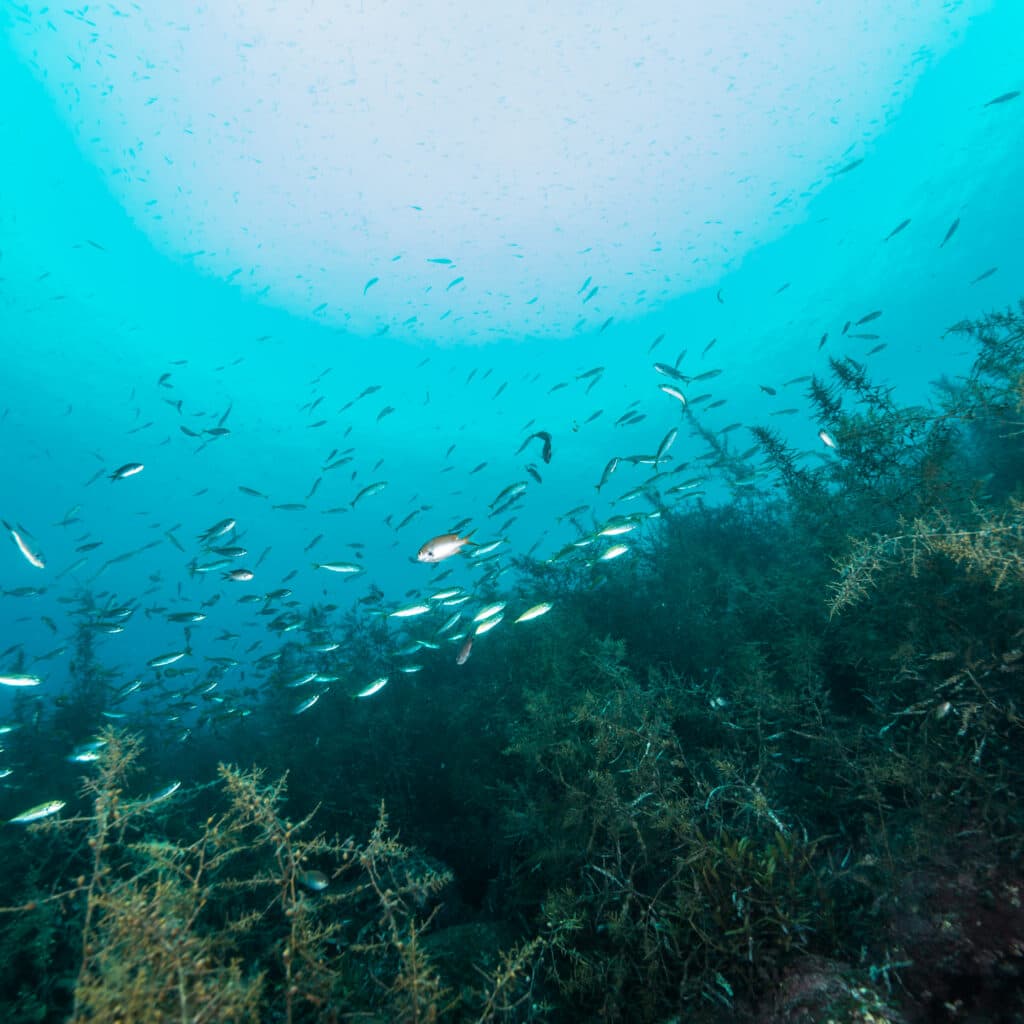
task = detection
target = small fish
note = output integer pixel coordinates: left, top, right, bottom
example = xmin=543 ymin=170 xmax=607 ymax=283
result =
xmin=582 ymin=286 xmax=599 ymax=303
xmin=9 ymin=800 xmax=65 ymax=824
xmin=356 ymin=677 xmax=389 ymax=698
xmin=658 ymin=384 xmax=686 ymax=406
xmin=293 ymin=694 xmax=321 ymax=715
xmin=655 ymin=428 xmax=677 ymax=465
xmin=653 ymin=362 xmax=686 ymax=381
xmin=148 ymin=650 xmax=189 ymax=668
xmin=446 ymin=276 xmax=465 ymax=291
xmin=0 ymin=673 xmax=41 ymax=687
xmin=884 ymin=218 xmax=911 ymax=241
xmin=599 ymin=544 xmax=629 ymax=561
xmin=363 ymin=277 xmax=379 ymax=294
xmin=223 ymin=568 xmax=254 ymax=582
xmin=596 ymin=457 xmax=620 ymax=492
xmin=473 ymin=602 xmax=506 ymax=623
xmin=351 ymin=481 xmax=388 ymax=507
xmin=314 ymin=561 xmax=364 ymax=574
xmin=515 ymin=603 xmax=552 ymax=623
xmin=474 ymin=615 xmax=503 ymax=636
xmin=110 ymin=463 xmax=144 ymax=481
xmin=146 ymin=781 xmax=182 ymax=803
xmin=456 ymin=636 xmax=473 ymax=665
xmin=970 ymin=267 xmax=998 ymax=285
xmin=417 ymin=531 xmax=476 ymax=563
xmin=3 ymin=521 xmax=45 ymax=569
xmin=983 ymin=90 xmax=1020 ymax=107
xmin=939 ymin=217 xmax=960 ymax=248
xmin=818 ymin=429 xmax=838 ymax=450
xmin=390 ymin=604 xmax=432 ymax=618
xmin=759 ymin=385 xmax=776 ymax=396
xmin=299 ymin=869 xmax=330 ymax=892
xmin=516 ymin=431 xmax=553 ymax=464
xmin=855 ymin=310 xmax=882 ymax=325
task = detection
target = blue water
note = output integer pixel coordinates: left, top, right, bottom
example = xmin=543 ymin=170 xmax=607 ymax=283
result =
xmin=3 ymin=3 xmax=1024 ymax=1019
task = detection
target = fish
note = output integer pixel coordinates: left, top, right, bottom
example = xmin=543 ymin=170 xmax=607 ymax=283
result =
xmin=984 ymin=90 xmax=1020 ymax=107
xmin=110 ymin=463 xmax=144 ymax=481
xmin=653 ymin=362 xmax=687 ymax=382
xmin=516 ymin=431 xmax=553 ymax=464
xmin=364 ymin=277 xmax=379 ymax=294
xmin=3 ymin=521 xmax=45 ymax=569
xmin=818 ymin=429 xmax=839 ymax=450
xmin=148 ymin=650 xmax=189 ymax=668
xmin=199 ymin=518 xmax=236 ymax=542
xmin=515 ymin=603 xmax=552 ymax=623
xmin=884 ymin=218 xmax=910 ymax=241
xmin=456 ymin=637 xmax=473 ymax=665
xmin=145 ymin=781 xmax=182 ymax=803
xmin=223 ymin=569 xmax=254 ymax=582
xmin=417 ymin=531 xmax=476 ymax=563
xmin=855 ymin=311 xmax=882 ymax=325
xmin=658 ymin=384 xmax=686 ymax=406
xmin=655 ymin=428 xmax=677 ymax=465
xmin=596 ymin=457 xmax=620 ymax=492
xmin=8 ymin=800 xmax=65 ymax=824
xmin=313 ymin=561 xmax=364 ymax=574
xmin=299 ymin=869 xmax=330 ymax=892
xmin=939 ymin=217 xmax=960 ymax=248
xmin=389 ymin=604 xmax=432 ymax=618
xmin=356 ymin=677 xmax=389 ymax=698
xmin=474 ymin=615 xmax=504 ymax=635
xmin=970 ymin=267 xmax=998 ymax=285
xmin=490 ymin=481 xmax=528 ymax=508
xmin=293 ymin=694 xmax=321 ymax=715
xmin=473 ymin=602 xmax=506 ymax=622
xmin=351 ymin=481 xmax=388 ymax=507
xmin=600 ymin=545 xmax=629 ymax=561
xmin=0 ymin=673 xmax=41 ymax=687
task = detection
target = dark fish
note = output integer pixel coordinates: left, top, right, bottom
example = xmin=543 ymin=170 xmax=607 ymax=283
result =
xmin=984 ymin=90 xmax=1020 ymax=107
xmin=759 ymin=385 xmax=776 ymax=396
xmin=835 ymin=158 xmax=863 ymax=175
xmin=582 ymin=286 xmax=599 ymax=303
xmin=363 ymin=277 xmax=379 ymax=294
xmin=818 ymin=332 xmax=828 ymax=350
xmin=970 ymin=267 xmax=998 ymax=285
xmin=855 ymin=310 xmax=882 ymax=325
xmin=516 ymin=431 xmax=553 ymax=464
xmin=939 ymin=217 xmax=960 ymax=248
xmin=884 ymin=218 xmax=911 ymax=241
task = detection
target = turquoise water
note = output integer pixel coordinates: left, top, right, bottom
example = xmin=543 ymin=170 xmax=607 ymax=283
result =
xmin=2 ymin=3 xmax=1024 ymax=1020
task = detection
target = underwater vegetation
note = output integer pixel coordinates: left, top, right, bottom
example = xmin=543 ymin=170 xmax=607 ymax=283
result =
xmin=2 ymin=302 xmax=1024 ymax=1021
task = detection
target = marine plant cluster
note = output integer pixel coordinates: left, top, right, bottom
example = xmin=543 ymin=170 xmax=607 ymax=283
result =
xmin=2 ymin=303 xmax=1024 ymax=1021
